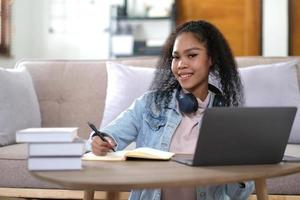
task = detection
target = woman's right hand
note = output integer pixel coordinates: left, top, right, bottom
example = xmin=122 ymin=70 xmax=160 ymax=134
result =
xmin=91 ymin=136 xmax=116 ymax=156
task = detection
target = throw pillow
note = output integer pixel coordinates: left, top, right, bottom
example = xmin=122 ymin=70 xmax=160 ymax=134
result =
xmin=100 ymin=62 xmax=155 ymax=128
xmin=0 ymin=67 xmax=41 ymax=146
xmin=239 ymin=60 xmax=300 ymax=143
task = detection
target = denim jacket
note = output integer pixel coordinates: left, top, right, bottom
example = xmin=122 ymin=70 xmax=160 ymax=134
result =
xmin=97 ymin=90 xmax=254 ymax=200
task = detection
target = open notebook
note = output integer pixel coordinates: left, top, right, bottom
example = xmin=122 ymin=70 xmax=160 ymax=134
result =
xmin=82 ymin=147 xmax=174 ymax=161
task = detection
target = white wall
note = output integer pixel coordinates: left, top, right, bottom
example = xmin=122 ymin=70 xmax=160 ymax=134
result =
xmin=0 ymin=0 xmax=111 ymax=68
xmin=263 ymin=0 xmax=289 ymax=56
xmin=0 ymin=0 xmax=291 ymax=68
xmin=0 ymin=0 xmax=34 ymax=68
xmin=41 ymin=0 xmax=110 ymax=59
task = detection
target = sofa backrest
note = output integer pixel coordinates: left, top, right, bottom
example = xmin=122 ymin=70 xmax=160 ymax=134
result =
xmin=16 ymin=57 xmax=158 ymax=139
xmin=16 ymin=56 xmax=300 ymax=139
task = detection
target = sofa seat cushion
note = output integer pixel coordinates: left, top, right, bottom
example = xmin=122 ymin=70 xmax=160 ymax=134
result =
xmin=0 ymin=143 xmax=72 ymax=189
xmin=0 ymin=143 xmax=28 ymax=160
xmin=268 ymin=174 xmax=300 ymax=195
xmin=266 ymin=144 xmax=300 ymax=194
xmin=0 ymin=159 xmax=63 ymax=189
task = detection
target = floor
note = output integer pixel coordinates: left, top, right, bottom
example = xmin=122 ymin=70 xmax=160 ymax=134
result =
xmin=0 ymin=198 xmax=26 ymax=200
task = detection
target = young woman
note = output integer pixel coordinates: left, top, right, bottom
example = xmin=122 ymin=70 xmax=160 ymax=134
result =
xmin=90 ymin=20 xmax=254 ymax=200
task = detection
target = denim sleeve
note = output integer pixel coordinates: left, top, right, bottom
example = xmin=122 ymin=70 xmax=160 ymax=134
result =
xmin=100 ymin=93 xmax=149 ymax=150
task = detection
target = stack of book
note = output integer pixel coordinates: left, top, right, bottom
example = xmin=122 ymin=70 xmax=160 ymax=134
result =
xmin=16 ymin=127 xmax=85 ymax=171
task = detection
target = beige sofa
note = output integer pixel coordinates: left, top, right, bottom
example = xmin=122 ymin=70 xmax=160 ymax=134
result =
xmin=0 ymin=56 xmax=299 ymax=199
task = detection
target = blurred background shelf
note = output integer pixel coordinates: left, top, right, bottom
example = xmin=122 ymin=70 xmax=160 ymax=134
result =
xmin=109 ymin=0 xmax=175 ymax=58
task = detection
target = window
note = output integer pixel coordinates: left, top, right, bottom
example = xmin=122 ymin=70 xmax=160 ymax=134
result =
xmin=0 ymin=0 xmax=11 ymax=56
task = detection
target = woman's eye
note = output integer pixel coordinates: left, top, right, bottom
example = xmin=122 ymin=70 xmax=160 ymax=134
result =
xmin=188 ymin=54 xmax=197 ymax=58
xmin=172 ymin=55 xmax=179 ymax=60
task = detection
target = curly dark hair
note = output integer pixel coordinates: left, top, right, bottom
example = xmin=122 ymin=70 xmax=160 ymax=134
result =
xmin=150 ymin=20 xmax=244 ymax=109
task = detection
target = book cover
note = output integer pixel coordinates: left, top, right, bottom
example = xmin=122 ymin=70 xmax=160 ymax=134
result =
xmin=28 ymin=156 xmax=82 ymax=171
xmin=16 ymin=127 xmax=78 ymax=143
xmin=82 ymin=147 xmax=175 ymax=161
xmin=28 ymin=138 xmax=86 ymax=157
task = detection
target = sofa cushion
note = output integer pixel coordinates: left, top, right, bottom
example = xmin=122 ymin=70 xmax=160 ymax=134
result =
xmin=101 ymin=62 xmax=155 ymax=128
xmin=239 ymin=60 xmax=300 ymax=143
xmin=236 ymin=57 xmax=300 ymax=89
xmin=0 ymin=67 xmax=41 ymax=146
xmin=0 ymin=143 xmax=28 ymax=160
xmin=0 ymin=159 xmax=63 ymax=189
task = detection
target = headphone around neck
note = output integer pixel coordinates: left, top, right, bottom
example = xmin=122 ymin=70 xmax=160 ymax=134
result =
xmin=176 ymin=84 xmax=226 ymax=114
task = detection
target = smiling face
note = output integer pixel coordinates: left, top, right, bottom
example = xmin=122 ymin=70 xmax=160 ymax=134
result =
xmin=171 ymin=32 xmax=212 ymax=100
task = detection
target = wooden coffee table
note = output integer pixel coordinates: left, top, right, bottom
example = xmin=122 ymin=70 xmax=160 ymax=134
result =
xmin=31 ymin=160 xmax=300 ymax=200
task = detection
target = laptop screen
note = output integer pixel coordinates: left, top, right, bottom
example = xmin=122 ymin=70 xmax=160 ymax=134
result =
xmin=173 ymin=107 xmax=297 ymax=166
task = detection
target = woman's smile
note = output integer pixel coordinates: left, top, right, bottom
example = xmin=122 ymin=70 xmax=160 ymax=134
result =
xmin=178 ymin=71 xmax=193 ymax=80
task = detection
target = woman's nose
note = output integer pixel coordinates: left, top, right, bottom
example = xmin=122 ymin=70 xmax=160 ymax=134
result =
xmin=178 ymin=59 xmax=187 ymax=69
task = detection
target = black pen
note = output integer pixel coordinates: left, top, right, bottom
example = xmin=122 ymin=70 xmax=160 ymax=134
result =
xmin=87 ymin=122 xmax=115 ymax=152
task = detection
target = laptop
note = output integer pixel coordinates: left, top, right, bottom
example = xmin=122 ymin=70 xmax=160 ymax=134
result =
xmin=172 ymin=107 xmax=297 ymax=166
